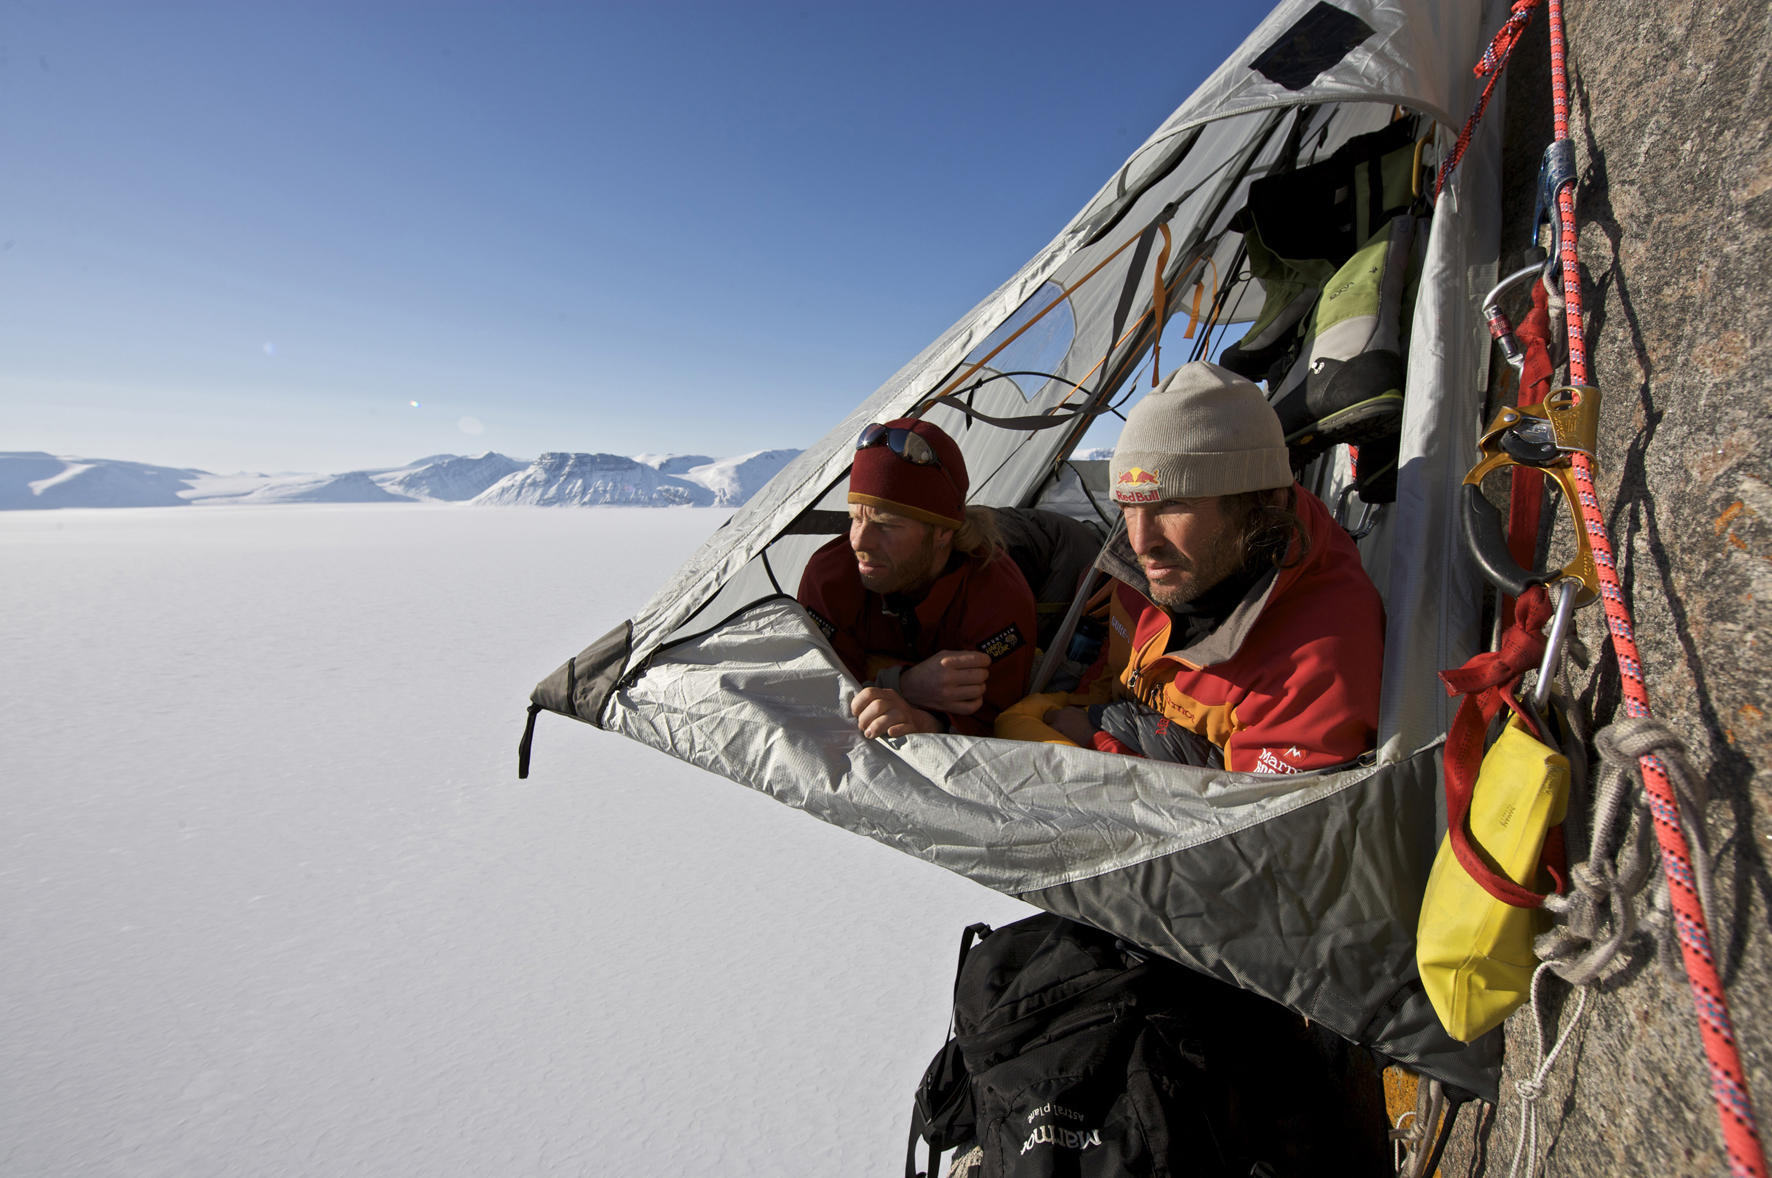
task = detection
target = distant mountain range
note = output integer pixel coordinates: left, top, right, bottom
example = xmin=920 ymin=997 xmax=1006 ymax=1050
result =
xmin=0 ymin=449 xmax=803 ymax=511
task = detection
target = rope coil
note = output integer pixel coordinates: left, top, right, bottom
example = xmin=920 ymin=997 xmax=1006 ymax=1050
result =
xmin=1536 ymin=717 xmax=1715 ymax=985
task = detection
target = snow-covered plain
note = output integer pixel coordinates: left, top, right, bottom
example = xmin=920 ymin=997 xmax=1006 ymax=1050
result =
xmin=2 ymin=505 xmax=1031 ymax=1177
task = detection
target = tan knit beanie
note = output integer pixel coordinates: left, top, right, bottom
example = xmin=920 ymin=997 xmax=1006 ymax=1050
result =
xmin=1109 ymin=362 xmax=1292 ymax=503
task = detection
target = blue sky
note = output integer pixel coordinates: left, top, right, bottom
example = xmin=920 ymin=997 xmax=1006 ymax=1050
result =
xmin=2 ymin=2 xmax=1261 ymax=473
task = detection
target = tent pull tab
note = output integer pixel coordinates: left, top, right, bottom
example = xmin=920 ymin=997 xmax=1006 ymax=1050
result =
xmin=1459 ymin=386 xmax=1603 ymax=604
xmin=517 ymin=702 xmax=541 ymax=779
xmin=1149 ymin=223 xmax=1173 ymax=383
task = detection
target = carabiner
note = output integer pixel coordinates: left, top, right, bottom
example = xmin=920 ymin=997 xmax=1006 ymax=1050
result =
xmin=1482 ymin=252 xmax=1551 ymax=373
xmin=1335 ymin=484 xmax=1384 ymax=540
xmin=1460 ymin=386 xmax=1604 ymax=606
xmin=1532 ymin=578 xmax=1581 ymax=713
xmin=1531 ymin=139 xmax=1578 ymax=259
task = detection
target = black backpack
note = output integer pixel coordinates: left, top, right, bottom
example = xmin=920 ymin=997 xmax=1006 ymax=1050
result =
xmin=907 ymin=914 xmax=1392 ymax=1178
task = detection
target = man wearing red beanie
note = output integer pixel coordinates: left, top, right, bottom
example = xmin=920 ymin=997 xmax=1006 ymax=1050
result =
xmin=797 ymin=417 xmax=1037 ymax=738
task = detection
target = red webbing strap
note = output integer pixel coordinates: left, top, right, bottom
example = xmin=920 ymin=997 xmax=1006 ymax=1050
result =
xmin=1545 ymin=0 xmax=1766 ymax=1171
xmin=1435 ymin=0 xmax=1543 ymax=199
xmin=1502 ymin=280 xmax=1557 ymax=627
xmin=1439 ymin=586 xmax=1554 ymax=908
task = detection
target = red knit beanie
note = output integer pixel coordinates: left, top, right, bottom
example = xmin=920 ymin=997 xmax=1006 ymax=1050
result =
xmin=848 ymin=418 xmax=968 ymax=529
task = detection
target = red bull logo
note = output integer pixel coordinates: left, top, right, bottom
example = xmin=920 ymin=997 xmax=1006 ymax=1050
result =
xmin=1113 ymin=466 xmax=1162 ymax=504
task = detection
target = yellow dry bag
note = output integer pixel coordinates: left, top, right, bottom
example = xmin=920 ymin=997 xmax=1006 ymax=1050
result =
xmin=1417 ymin=715 xmax=1569 ymax=1042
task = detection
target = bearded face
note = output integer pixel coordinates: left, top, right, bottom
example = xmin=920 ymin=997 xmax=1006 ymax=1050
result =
xmin=1121 ymin=496 xmax=1249 ymax=608
xmin=848 ymin=505 xmax=953 ymax=595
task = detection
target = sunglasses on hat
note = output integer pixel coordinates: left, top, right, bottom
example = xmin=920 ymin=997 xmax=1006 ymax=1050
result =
xmin=856 ymin=423 xmax=942 ymax=468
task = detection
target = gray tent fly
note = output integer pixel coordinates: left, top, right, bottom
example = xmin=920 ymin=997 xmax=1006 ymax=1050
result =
xmin=522 ymin=0 xmax=1514 ymax=1100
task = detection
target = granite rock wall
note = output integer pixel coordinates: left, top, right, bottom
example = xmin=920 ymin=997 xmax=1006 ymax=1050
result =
xmin=1439 ymin=2 xmax=1772 ymax=1174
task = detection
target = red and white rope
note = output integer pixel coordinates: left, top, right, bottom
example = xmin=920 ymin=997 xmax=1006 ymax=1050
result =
xmin=1435 ymin=0 xmax=1541 ymax=198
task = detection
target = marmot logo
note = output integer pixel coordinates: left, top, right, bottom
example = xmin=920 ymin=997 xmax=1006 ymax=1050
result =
xmin=1255 ymin=747 xmax=1304 ymax=774
xmin=976 ymin=623 xmax=1025 ymax=662
xmin=1020 ymin=1124 xmax=1103 ymax=1155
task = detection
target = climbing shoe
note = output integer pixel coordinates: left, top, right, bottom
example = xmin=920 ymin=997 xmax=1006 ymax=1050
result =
xmin=1271 ymin=354 xmax=1404 ymax=464
xmin=1268 ymin=214 xmax=1420 ymax=467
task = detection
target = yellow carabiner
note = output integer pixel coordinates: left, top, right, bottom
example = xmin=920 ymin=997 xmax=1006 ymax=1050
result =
xmin=1460 ymin=387 xmax=1602 ymax=606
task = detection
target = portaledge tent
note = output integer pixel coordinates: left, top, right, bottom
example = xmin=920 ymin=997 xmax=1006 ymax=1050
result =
xmin=527 ymin=0 xmax=1511 ymax=1099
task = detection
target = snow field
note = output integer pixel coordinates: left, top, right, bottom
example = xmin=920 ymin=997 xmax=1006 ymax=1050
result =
xmin=1 ymin=505 xmax=1031 ymax=1177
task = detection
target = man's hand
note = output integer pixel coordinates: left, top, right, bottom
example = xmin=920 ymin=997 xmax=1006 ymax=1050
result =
xmin=898 ymin=650 xmax=992 ymax=715
xmin=1042 ymin=706 xmax=1096 ymax=745
xmin=852 ymin=686 xmax=944 ymax=739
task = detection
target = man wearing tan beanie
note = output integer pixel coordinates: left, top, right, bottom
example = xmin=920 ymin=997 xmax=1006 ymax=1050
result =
xmin=997 ymin=362 xmax=1384 ymax=774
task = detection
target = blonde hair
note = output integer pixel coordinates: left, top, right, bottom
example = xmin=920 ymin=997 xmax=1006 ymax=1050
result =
xmin=952 ymin=505 xmax=1005 ymax=560
xmin=849 ymin=502 xmax=1004 ymax=561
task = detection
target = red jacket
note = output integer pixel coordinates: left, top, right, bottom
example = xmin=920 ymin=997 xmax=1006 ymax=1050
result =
xmin=797 ymin=538 xmax=1037 ymax=736
xmin=997 ymin=488 xmax=1382 ymax=773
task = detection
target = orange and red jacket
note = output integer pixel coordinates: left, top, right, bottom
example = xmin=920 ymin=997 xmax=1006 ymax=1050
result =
xmin=797 ymin=538 xmax=1037 ymax=736
xmin=997 ymin=487 xmax=1383 ymax=773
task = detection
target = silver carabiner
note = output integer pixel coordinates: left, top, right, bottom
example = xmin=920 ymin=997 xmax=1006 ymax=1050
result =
xmin=1334 ymin=484 xmax=1384 ymax=540
xmin=1482 ymin=256 xmax=1552 ymax=373
xmin=1532 ymin=577 xmax=1582 ymax=713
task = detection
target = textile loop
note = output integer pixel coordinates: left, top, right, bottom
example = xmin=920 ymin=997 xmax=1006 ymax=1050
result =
xmin=1441 ymin=582 xmax=1552 ymax=703
xmin=1505 ymin=962 xmax=1591 ymax=1178
xmin=1150 ymin=223 xmax=1173 ymax=385
xmin=1537 ymin=717 xmax=1716 ymax=986
xmin=1503 ymin=277 xmax=1563 ymax=627
xmin=1439 ymin=585 xmax=1558 ymax=907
